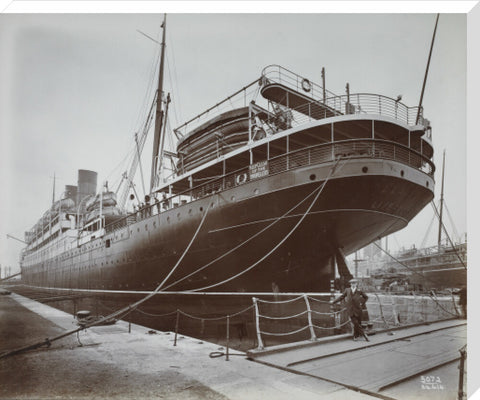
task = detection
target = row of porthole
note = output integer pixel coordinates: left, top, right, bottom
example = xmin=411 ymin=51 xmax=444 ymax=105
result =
xmin=361 ymin=165 xmax=430 ymax=187
xmin=310 ymin=166 xmax=430 ymax=188
xmin=129 ymin=203 xmax=214 ymax=225
xmin=230 ymin=188 xmax=260 ymax=202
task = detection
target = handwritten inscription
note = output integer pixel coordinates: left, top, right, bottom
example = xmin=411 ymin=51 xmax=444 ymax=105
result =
xmin=420 ymin=376 xmax=444 ymax=390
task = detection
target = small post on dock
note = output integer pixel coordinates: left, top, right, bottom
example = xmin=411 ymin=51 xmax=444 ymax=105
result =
xmin=304 ymin=294 xmax=316 ymax=341
xmin=226 ymin=315 xmax=230 ymax=361
xmin=252 ymin=298 xmax=264 ymax=349
xmin=174 ymin=309 xmax=180 ymax=347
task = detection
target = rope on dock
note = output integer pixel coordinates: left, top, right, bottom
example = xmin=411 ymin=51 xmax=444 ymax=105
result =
xmin=0 ymin=204 xmax=212 ymax=360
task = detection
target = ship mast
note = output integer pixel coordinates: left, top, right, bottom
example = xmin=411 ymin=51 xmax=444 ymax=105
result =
xmin=416 ymin=14 xmax=439 ymax=124
xmin=150 ymin=14 xmax=167 ymax=194
xmin=437 ymin=150 xmax=445 ymax=249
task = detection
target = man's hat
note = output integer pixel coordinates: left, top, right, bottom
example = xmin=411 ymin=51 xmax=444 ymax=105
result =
xmin=349 ymin=278 xmax=358 ymax=284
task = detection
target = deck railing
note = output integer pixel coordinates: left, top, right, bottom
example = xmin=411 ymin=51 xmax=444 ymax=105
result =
xmin=261 ymin=64 xmax=339 ymax=103
xmin=289 ymin=93 xmax=425 ymax=127
xmin=105 ymin=138 xmax=434 ymax=234
xmin=261 ymin=65 xmax=426 ymax=128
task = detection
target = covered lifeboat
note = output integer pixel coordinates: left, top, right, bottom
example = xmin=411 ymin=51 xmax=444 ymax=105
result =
xmin=176 ymin=107 xmax=250 ymax=173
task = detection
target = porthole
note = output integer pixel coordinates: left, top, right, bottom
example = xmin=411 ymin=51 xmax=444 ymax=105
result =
xmin=401 ymin=170 xmax=405 ymax=177
xmin=309 ymin=174 xmax=316 ymax=181
xmin=200 ymin=207 xmax=204 ymax=212
xmin=426 ymin=181 xmax=429 ymax=187
xmin=254 ymin=188 xmax=259 ymax=195
xmin=188 ymin=209 xmax=192 ymax=215
xmin=231 ymin=196 xmax=236 ymax=202
xmin=167 ymin=216 xmax=170 ymax=223
xmin=362 ymin=167 xmax=368 ymax=173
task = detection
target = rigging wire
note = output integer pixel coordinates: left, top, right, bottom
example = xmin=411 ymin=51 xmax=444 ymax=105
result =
xmin=420 ymin=212 xmax=436 ymax=249
xmin=373 ymin=241 xmax=451 ymax=287
xmin=135 ymin=133 xmax=147 ymax=199
xmin=166 ymin=51 xmax=179 ymax=128
xmin=132 ymin=26 xmax=162 ymax=135
xmin=167 ymin=30 xmax=183 ymax=125
xmin=443 ymin=202 xmax=461 ymax=242
xmin=109 ymin=26 xmax=163 ymax=199
xmin=430 ymin=201 xmax=467 ymax=269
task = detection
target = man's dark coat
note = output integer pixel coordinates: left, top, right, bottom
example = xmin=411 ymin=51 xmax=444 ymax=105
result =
xmin=333 ymin=287 xmax=368 ymax=318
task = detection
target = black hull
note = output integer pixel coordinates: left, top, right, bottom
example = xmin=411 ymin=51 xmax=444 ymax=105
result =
xmin=21 ymin=159 xmax=434 ymax=294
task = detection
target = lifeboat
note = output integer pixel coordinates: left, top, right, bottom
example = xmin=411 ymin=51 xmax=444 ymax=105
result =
xmin=176 ymin=107 xmax=250 ymax=172
xmin=86 ymin=191 xmax=118 ymax=212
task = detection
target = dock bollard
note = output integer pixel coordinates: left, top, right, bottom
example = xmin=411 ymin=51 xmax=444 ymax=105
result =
xmin=174 ymin=310 xmax=179 ymax=347
xmin=226 ymin=315 xmax=230 ymax=361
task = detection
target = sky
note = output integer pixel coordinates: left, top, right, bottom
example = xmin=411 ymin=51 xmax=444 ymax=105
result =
xmin=0 ymin=10 xmax=468 ymax=273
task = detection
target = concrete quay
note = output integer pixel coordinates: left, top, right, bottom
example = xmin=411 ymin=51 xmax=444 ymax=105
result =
xmin=0 ymin=291 xmax=376 ymax=400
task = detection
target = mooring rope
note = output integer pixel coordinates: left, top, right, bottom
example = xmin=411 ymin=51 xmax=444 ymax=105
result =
xmin=187 ymin=157 xmax=346 ymax=292
xmin=162 ymin=175 xmax=333 ymax=291
xmin=0 ymin=205 xmax=212 ymax=360
xmin=428 ymin=292 xmax=459 ymax=318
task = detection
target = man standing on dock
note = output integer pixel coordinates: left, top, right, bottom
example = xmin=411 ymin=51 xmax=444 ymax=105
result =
xmin=331 ymin=278 xmax=369 ymax=341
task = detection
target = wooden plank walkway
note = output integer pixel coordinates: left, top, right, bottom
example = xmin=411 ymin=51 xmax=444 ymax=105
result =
xmin=249 ymin=319 xmax=466 ymax=399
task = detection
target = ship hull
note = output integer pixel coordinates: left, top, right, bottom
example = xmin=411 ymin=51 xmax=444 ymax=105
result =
xmin=21 ymin=158 xmax=434 ymax=294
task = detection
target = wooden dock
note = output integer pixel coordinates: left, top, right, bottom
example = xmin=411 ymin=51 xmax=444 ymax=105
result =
xmin=248 ymin=319 xmax=466 ymax=400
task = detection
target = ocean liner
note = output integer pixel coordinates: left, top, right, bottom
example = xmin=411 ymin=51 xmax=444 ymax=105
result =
xmin=19 ymin=18 xmax=435 ymax=297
